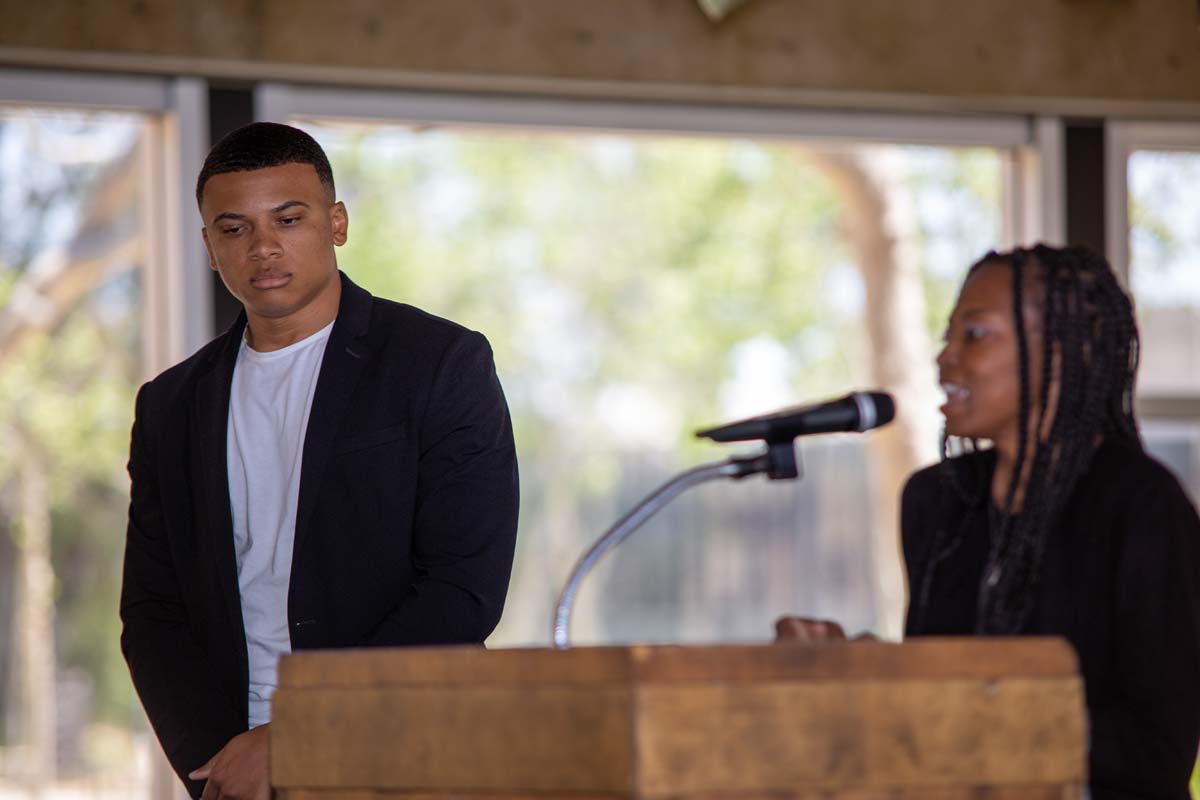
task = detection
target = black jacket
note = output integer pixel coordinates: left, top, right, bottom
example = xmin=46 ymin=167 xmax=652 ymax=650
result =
xmin=902 ymin=441 xmax=1200 ymax=799
xmin=120 ymin=273 xmax=519 ymax=795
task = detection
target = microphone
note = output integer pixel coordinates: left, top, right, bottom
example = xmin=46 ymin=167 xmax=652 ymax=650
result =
xmin=553 ymin=391 xmax=894 ymax=646
xmin=696 ymin=391 xmax=895 ymax=443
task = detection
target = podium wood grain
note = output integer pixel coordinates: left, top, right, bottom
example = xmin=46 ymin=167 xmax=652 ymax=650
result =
xmin=271 ymin=639 xmax=1086 ymax=799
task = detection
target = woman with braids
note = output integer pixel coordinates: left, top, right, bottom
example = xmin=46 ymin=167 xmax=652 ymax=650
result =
xmin=778 ymin=244 xmax=1200 ymax=798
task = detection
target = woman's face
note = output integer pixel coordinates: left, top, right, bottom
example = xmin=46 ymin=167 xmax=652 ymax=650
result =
xmin=936 ymin=260 xmax=1043 ymax=452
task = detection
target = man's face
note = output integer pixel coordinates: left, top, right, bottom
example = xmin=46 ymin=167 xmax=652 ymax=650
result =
xmin=199 ymin=163 xmax=348 ymax=322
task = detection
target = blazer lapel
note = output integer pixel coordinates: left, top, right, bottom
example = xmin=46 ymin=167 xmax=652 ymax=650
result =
xmin=193 ymin=316 xmax=247 ymax=660
xmin=292 ymin=273 xmax=373 ymax=569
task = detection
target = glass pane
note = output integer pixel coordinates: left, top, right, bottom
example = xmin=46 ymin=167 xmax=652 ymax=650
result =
xmin=297 ymin=119 xmax=1005 ymax=646
xmin=1128 ymin=149 xmax=1200 ymax=394
xmin=1143 ymin=419 xmax=1200 ymax=505
xmin=0 ymin=107 xmax=155 ymax=795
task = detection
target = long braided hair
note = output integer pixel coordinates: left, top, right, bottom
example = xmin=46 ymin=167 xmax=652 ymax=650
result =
xmin=913 ymin=244 xmax=1141 ymax=635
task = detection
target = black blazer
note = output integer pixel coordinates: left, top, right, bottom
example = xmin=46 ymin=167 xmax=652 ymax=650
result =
xmin=119 ymin=273 xmax=519 ymax=795
xmin=902 ymin=441 xmax=1200 ymax=799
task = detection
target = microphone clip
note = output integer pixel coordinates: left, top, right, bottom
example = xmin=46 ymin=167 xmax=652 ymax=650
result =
xmin=728 ymin=438 xmax=801 ymax=481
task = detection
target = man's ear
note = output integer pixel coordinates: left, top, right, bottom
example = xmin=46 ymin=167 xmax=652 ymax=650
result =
xmin=330 ymin=201 xmax=349 ymax=246
xmin=201 ymin=227 xmax=218 ymax=270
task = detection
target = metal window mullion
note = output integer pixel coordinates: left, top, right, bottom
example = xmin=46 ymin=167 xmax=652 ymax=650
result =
xmin=0 ymin=68 xmax=169 ymax=111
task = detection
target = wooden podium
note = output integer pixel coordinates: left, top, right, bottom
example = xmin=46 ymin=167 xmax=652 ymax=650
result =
xmin=270 ymin=638 xmax=1086 ymax=799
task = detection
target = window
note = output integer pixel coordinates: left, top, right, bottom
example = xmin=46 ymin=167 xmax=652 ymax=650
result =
xmin=1108 ymin=122 xmax=1200 ymax=501
xmin=0 ymin=70 xmax=203 ymax=800
xmin=261 ymin=85 xmax=1052 ymax=647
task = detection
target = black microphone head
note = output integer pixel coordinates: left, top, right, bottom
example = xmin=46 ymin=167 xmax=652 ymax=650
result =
xmin=852 ymin=391 xmax=895 ymax=432
xmin=695 ymin=390 xmax=896 ymax=443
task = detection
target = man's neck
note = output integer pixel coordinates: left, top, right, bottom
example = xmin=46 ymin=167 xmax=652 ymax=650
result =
xmin=244 ymin=280 xmax=341 ymax=352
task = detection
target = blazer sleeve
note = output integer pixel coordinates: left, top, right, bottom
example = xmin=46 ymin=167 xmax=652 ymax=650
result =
xmin=119 ymin=384 xmax=245 ymax=798
xmin=362 ymin=330 xmax=519 ymax=646
xmin=900 ymin=467 xmax=937 ymax=636
xmin=1087 ymin=470 xmax=1200 ymax=798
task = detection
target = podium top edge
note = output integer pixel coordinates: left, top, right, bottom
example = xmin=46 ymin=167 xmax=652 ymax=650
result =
xmin=277 ymin=637 xmax=1080 ymax=689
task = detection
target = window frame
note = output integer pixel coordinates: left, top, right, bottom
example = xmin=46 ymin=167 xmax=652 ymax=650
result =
xmin=256 ymin=83 xmax=1071 ymax=644
xmin=1106 ymin=120 xmax=1200 ymax=419
xmin=0 ymin=67 xmax=211 ymax=799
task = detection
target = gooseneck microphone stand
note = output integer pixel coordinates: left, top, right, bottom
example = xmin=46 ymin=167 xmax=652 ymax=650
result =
xmin=551 ymin=439 xmax=800 ymax=649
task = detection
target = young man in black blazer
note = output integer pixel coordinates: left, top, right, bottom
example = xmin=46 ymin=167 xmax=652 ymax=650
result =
xmin=120 ymin=122 xmax=519 ymax=800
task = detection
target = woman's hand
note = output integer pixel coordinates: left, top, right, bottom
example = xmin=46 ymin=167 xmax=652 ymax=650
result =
xmin=774 ymin=616 xmax=847 ymax=643
xmin=774 ymin=616 xmax=880 ymax=643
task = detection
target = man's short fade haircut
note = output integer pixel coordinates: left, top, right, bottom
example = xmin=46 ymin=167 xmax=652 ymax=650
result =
xmin=195 ymin=121 xmax=335 ymax=207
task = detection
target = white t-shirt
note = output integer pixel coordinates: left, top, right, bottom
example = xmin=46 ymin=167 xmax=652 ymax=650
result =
xmin=227 ymin=320 xmax=333 ymax=728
